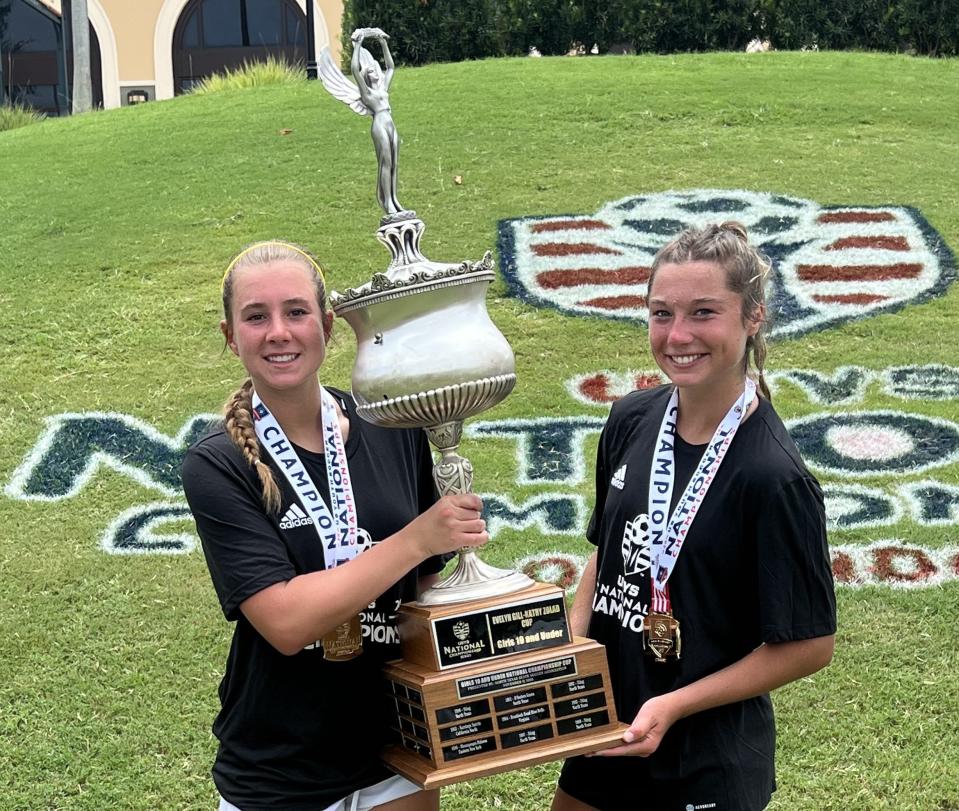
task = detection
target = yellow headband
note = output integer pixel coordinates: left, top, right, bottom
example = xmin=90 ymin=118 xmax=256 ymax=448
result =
xmin=222 ymin=240 xmax=326 ymax=291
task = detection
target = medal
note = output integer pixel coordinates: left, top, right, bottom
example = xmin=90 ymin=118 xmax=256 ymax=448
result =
xmin=253 ymin=388 xmax=365 ymax=660
xmin=642 ymin=611 xmax=681 ymax=662
xmin=642 ymin=381 xmax=756 ymax=662
xmin=322 ymin=615 xmax=364 ymax=661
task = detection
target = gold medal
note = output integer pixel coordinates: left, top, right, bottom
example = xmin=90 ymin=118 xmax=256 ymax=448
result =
xmin=322 ymin=614 xmax=364 ymax=661
xmin=642 ymin=611 xmax=681 ymax=662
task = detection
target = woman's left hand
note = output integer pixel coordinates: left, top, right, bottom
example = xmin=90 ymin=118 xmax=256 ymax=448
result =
xmin=593 ymin=694 xmax=680 ymax=757
xmin=592 ymin=635 xmax=835 ymax=758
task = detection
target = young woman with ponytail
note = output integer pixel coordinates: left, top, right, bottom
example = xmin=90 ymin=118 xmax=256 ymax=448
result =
xmin=552 ymin=223 xmax=836 ymax=811
xmin=182 ymin=241 xmax=487 ymax=811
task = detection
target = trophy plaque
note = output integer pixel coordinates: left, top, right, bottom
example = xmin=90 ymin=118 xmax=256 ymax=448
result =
xmin=320 ymin=30 xmax=627 ymax=788
xmin=382 ymin=582 xmax=627 ymax=788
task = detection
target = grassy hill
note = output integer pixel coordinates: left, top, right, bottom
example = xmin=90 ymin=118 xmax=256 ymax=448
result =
xmin=1 ymin=52 xmax=958 ymax=809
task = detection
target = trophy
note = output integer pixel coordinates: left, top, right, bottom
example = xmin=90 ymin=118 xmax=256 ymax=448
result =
xmin=320 ymin=30 xmax=627 ymax=789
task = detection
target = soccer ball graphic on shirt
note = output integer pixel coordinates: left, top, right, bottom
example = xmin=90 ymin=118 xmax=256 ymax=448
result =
xmin=622 ymin=513 xmax=652 ymax=577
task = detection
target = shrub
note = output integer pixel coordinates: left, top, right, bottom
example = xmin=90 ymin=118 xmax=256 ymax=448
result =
xmin=190 ymin=56 xmax=306 ymax=95
xmin=763 ymin=0 xmax=889 ymax=51
xmin=501 ymin=0 xmax=583 ymax=55
xmin=342 ymin=0 xmax=958 ymax=61
xmin=341 ymin=0 xmax=762 ymax=60
xmin=341 ymin=0 xmax=508 ymax=65
xmin=894 ymin=0 xmax=958 ymax=56
xmin=0 ymin=101 xmax=45 ymax=133
xmin=611 ymin=0 xmax=760 ymax=53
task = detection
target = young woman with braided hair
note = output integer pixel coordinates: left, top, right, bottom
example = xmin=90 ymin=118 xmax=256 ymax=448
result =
xmin=552 ymin=222 xmax=836 ymax=810
xmin=182 ymin=241 xmax=487 ymax=811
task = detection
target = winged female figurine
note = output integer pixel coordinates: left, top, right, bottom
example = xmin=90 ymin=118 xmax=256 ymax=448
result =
xmin=319 ymin=29 xmax=405 ymax=218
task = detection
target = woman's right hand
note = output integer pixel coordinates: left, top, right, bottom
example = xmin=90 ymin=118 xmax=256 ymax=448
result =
xmin=408 ymin=494 xmax=488 ymax=559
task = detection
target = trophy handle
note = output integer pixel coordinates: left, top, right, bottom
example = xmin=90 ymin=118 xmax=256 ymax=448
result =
xmin=419 ymin=422 xmax=533 ymax=605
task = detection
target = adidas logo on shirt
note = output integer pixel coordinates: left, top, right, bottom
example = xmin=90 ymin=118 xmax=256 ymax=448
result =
xmin=611 ymin=464 xmax=627 ymax=490
xmin=279 ymin=503 xmax=313 ymax=530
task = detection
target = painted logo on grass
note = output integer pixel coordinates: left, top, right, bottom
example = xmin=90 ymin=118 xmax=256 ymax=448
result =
xmin=498 ymin=189 xmax=956 ymax=339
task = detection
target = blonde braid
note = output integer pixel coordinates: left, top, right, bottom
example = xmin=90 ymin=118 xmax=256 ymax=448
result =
xmin=742 ymin=248 xmax=772 ymax=403
xmin=224 ymin=378 xmax=282 ymax=515
xmin=749 ymin=332 xmax=772 ymax=401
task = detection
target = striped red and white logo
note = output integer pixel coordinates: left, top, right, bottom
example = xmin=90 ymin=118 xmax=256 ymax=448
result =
xmin=498 ymin=190 xmax=956 ymax=339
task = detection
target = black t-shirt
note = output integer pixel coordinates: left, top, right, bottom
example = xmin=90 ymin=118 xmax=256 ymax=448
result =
xmin=562 ymin=385 xmax=836 ymax=811
xmin=181 ymin=388 xmax=443 ymax=811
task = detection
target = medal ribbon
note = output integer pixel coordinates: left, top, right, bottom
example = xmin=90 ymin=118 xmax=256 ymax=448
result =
xmin=252 ymin=387 xmax=359 ymax=570
xmin=647 ymin=379 xmax=756 ymax=614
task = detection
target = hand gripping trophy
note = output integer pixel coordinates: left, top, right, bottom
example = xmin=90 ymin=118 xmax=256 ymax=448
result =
xmin=319 ymin=31 xmax=626 ymax=788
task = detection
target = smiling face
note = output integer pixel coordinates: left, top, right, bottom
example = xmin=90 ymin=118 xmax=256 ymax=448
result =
xmin=221 ymin=261 xmax=331 ymax=400
xmin=647 ymin=260 xmax=761 ymax=402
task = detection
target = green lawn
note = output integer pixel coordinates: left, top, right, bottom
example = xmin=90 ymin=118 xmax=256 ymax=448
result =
xmin=1 ymin=51 xmax=958 ymax=810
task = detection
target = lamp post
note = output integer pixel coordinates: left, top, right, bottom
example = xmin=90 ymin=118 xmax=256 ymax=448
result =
xmin=305 ymin=0 xmax=317 ymax=80
xmin=66 ymin=0 xmax=92 ymax=112
xmin=0 ymin=0 xmax=11 ymax=106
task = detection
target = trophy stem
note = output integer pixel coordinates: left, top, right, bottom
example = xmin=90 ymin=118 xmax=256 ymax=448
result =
xmin=419 ymin=422 xmax=534 ymax=606
xmin=426 ymin=421 xmax=472 ymax=495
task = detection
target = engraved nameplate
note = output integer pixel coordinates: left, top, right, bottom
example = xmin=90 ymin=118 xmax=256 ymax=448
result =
xmin=401 ymin=736 xmax=432 ymax=760
xmin=438 ymin=716 xmax=494 ymax=742
xmin=433 ymin=594 xmax=570 ymax=669
xmin=550 ymin=674 xmax=604 ymax=699
xmin=554 ymin=691 xmax=607 ymax=718
xmin=435 ymin=699 xmax=491 ymax=726
xmin=399 ymin=716 xmax=430 ymax=742
xmin=493 ymin=687 xmax=548 ymax=712
xmin=457 ymin=656 xmax=577 ymax=700
xmin=394 ymin=697 xmax=426 ymax=723
xmin=500 ymin=722 xmax=554 ymax=749
xmin=496 ymin=705 xmax=551 ymax=729
xmin=442 ymin=736 xmax=497 ymax=762
xmin=556 ymin=710 xmax=611 ymax=736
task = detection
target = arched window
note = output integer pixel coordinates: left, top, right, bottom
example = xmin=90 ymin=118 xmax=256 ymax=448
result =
xmin=0 ymin=0 xmax=102 ymax=115
xmin=172 ymin=0 xmax=306 ymax=95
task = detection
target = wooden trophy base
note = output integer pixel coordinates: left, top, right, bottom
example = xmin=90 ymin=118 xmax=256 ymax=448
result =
xmin=382 ymin=583 xmax=628 ymax=789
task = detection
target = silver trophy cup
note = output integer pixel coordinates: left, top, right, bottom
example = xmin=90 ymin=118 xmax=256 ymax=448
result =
xmin=321 ymin=31 xmax=533 ymax=605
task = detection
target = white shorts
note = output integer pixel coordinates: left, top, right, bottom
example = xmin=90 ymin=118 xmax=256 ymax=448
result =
xmin=218 ymin=774 xmax=422 ymax=811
